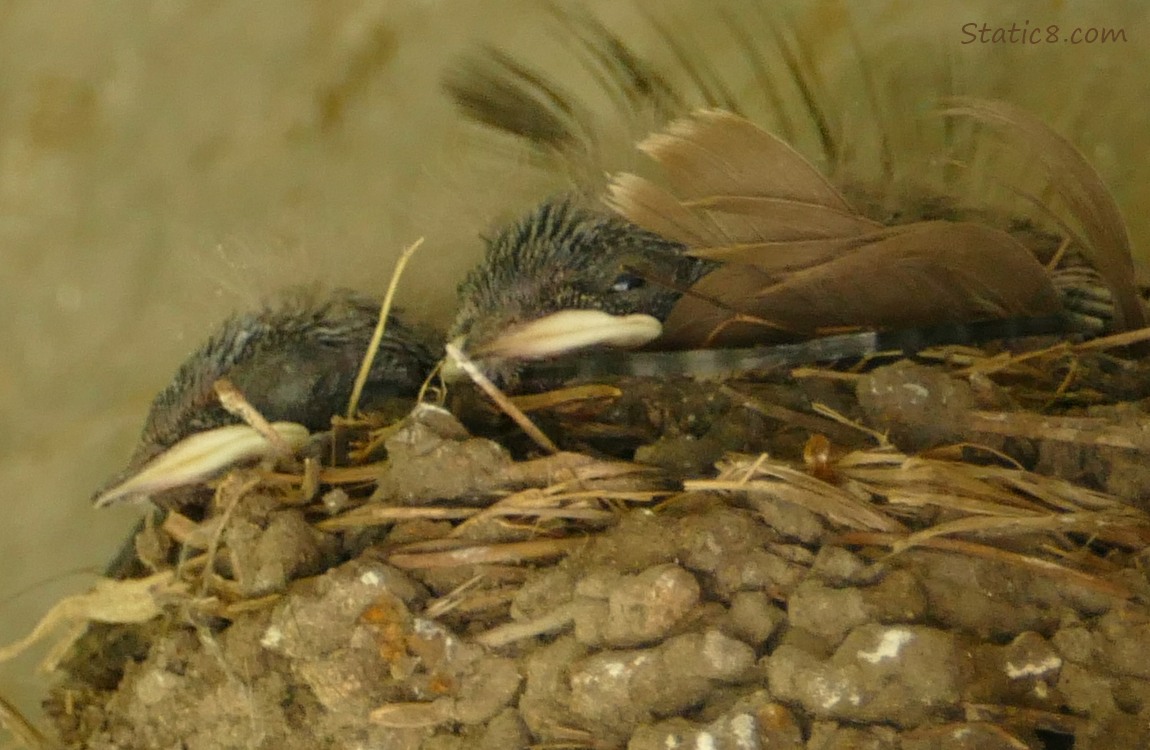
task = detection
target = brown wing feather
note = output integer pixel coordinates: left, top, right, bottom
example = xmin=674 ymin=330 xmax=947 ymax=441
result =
xmin=607 ymin=110 xmax=878 ymax=261
xmin=638 ymin=109 xmax=854 ymax=208
xmin=661 ymin=221 xmax=1063 ymax=348
xmin=656 ymin=263 xmax=789 ymax=348
xmin=685 ymin=231 xmax=893 ymax=273
xmin=942 ymin=98 xmax=1146 ymax=331
xmin=687 ymin=195 xmax=881 ymax=241
xmin=607 ymin=175 xmax=879 ymax=248
xmin=611 ymin=108 xmax=1073 ymax=350
xmin=605 ymin=172 xmax=727 ymax=247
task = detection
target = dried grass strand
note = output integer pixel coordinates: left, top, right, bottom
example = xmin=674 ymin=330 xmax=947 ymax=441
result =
xmin=388 ymin=537 xmax=585 ymax=569
xmin=347 ymin=237 xmax=425 ymax=418
xmin=445 ymin=342 xmax=559 ymax=454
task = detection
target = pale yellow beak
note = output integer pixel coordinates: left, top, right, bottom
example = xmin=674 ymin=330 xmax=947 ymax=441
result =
xmin=443 ymin=309 xmax=662 ymax=381
xmin=93 ymin=422 xmax=310 ymax=507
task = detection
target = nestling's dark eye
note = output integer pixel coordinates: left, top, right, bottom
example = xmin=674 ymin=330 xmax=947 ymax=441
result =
xmin=611 ymin=272 xmax=647 ymax=292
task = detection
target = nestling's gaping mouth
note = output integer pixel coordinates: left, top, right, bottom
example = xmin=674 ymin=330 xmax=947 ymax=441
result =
xmin=444 ymin=309 xmax=662 ymax=381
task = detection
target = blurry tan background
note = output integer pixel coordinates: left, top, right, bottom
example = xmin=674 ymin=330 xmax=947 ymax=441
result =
xmin=1 ymin=0 xmax=1146 ymax=734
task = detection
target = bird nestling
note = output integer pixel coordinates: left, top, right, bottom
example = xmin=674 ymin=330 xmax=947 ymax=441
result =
xmin=447 ymin=198 xmax=714 ymax=385
xmin=442 ymin=11 xmax=1144 ymax=386
xmin=93 ymin=287 xmax=438 ymax=508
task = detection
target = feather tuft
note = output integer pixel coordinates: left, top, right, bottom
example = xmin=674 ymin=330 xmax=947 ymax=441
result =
xmin=942 ymin=97 xmax=1146 ymax=331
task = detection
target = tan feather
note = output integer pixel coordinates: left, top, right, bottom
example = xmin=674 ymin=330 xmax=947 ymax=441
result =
xmin=686 ymin=230 xmax=896 ymax=275
xmin=660 ymin=221 xmax=1063 ymax=348
xmin=637 ymin=109 xmax=854 ymax=208
xmin=606 ymin=110 xmax=878 ymax=262
xmin=687 ymin=238 xmax=866 ymax=272
xmin=686 ymin=195 xmax=880 ymax=241
xmin=608 ymin=108 xmax=1089 ymax=350
xmin=605 ymin=172 xmax=725 ymax=247
xmin=942 ymin=98 xmax=1146 ymax=331
xmin=657 ymin=263 xmax=794 ymax=348
xmin=605 ymin=174 xmax=879 ymax=249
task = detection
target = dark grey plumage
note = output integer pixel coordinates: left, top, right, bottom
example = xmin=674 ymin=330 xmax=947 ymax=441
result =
xmin=104 ymin=287 xmax=438 ymax=496
xmin=449 ymin=198 xmax=713 ymax=381
xmin=98 ymin=286 xmax=438 ymax=578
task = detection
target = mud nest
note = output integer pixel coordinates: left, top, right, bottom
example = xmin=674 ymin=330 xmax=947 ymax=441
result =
xmin=33 ymin=336 xmax=1150 ymax=750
